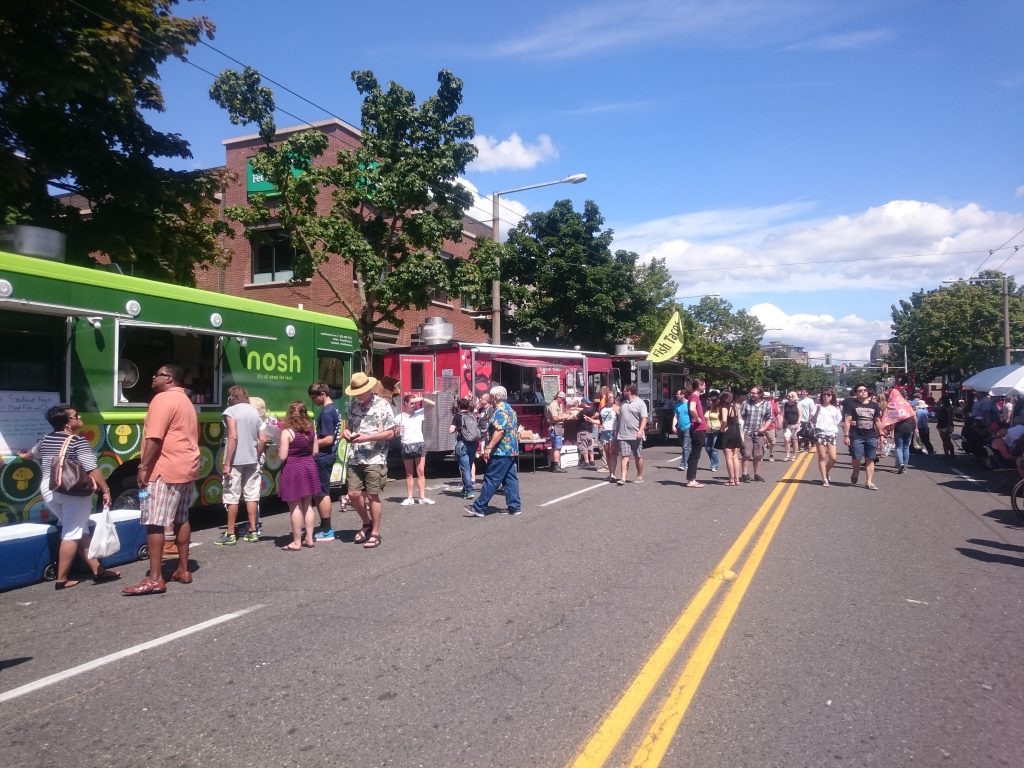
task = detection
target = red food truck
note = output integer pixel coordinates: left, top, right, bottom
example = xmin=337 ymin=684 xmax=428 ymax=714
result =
xmin=382 ymin=342 xmax=607 ymax=459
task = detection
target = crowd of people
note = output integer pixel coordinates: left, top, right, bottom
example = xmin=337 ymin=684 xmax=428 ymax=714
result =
xmin=22 ymin=361 xmax=982 ymax=596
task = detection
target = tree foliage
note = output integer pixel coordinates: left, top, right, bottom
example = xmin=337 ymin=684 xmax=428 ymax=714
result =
xmin=889 ymin=270 xmax=1024 ymax=380
xmin=498 ymin=199 xmax=676 ymax=350
xmin=0 ymin=0 xmax=231 ymax=283
xmin=210 ymin=67 xmax=494 ymax=358
xmin=681 ymin=296 xmax=766 ymax=385
xmin=760 ymin=358 xmax=834 ymax=395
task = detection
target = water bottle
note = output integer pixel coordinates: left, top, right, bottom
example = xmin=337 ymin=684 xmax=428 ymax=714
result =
xmin=138 ymin=488 xmax=149 ymax=514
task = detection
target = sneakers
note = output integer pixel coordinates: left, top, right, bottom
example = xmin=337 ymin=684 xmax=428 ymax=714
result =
xmin=851 ymin=469 xmax=860 ymax=485
xmin=465 ymin=504 xmax=485 ymax=517
xmin=677 ymin=464 xmax=687 ymax=471
xmin=242 ymin=531 xmax=259 ymax=543
xmin=508 ymin=508 xmax=522 ymax=516
xmin=313 ymin=529 xmax=335 ymax=541
xmin=740 ymin=474 xmax=752 ymax=483
xmin=214 ymin=533 xmax=236 ymax=546
xmin=633 ymin=478 xmax=645 ymax=484
xmin=464 ymin=491 xmax=476 ymax=500
xmin=550 ymin=466 xmax=568 ymax=474
xmin=616 ymin=478 xmax=625 ymax=486
xmin=710 ymin=465 xmax=720 ymax=472
xmin=417 ymin=497 xmax=436 ymax=505
xmin=897 ymin=464 xmax=906 ymax=474
xmin=608 ymin=475 xmax=618 ymax=482
xmin=866 ymin=482 xmax=879 ymax=490
xmin=753 ymin=474 xmax=766 ymax=482
xmin=400 ymin=498 xmax=416 ymax=506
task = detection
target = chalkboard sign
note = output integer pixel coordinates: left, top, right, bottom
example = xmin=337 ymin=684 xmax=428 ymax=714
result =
xmin=0 ymin=391 xmax=61 ymax=456
xmin=540 ymin=374 xmax=560 ymax=404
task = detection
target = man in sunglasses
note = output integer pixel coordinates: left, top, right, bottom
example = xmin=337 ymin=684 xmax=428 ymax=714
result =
xmin=739 ymin=387 xmax=773 ymax=482
xmin=843 ymin=384 xmax=883 ymax=490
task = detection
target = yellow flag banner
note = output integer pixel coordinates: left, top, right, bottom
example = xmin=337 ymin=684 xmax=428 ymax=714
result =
xmin=647 ymin=311 xmax=684 ymax=362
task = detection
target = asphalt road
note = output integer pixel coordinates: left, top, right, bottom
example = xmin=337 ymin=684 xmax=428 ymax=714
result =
xmin=2 ymin=442 xmax=1023 ymax=768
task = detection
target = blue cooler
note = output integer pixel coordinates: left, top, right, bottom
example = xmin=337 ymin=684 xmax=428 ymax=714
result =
xmin=0 ymin=523 xmax=60 ymax=591
xmin=90 ymin=507 xmax=149 ymax=568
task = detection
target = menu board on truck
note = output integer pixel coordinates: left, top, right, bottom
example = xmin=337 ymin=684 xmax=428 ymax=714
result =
xmin=0 ymin=391 xmax=61 ymax=457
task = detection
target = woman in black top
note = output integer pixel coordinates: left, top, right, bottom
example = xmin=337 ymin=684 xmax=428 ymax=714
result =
xmin=935 ymin=395 xmax=956 ymax=457
xmin=782 ymin=391 xmax=801 ymax=461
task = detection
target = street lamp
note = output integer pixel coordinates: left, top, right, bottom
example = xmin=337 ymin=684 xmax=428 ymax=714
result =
xmin=490 ymin=173 xmax=588 ymax=343
xmin=943 ymin=276 xmax=1011 ymax=365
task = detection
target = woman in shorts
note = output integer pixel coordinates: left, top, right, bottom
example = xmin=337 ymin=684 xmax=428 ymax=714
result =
xmin=400 ymin=393 xmax=436 ymax=505
xmin=599 ymin=395 xmax=619 ymax=481
xmin=811 ymin=390 xmax=843 ymax=486
xmin=717 ymin=391 xmax=743 ymax=485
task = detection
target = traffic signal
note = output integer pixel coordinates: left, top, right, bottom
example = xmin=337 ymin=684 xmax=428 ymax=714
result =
xmin=825 ymin=354 xmax=832 ymax=365
xmin=882 ymin=363 xmax=889 ymax=374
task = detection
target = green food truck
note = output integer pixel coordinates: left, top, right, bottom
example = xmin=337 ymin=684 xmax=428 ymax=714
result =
xmin=0 ymin=249 xmax=360 ymax=528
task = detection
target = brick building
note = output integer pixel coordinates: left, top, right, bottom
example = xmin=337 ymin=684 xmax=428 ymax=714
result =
xmin=194 ymin=118 xmax=489 ymax=355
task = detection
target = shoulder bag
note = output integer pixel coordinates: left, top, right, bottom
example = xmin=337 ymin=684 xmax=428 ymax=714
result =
xmin=50 ymin=434 xmax=97 ymax=496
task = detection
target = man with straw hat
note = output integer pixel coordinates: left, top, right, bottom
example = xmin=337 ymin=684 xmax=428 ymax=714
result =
xmin=342 ymin=372 xmax=398 ymax=549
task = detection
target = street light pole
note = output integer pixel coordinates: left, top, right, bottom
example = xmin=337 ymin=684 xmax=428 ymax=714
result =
xmin=490 ymin=173 xmax=587 ymax=343
xmin=1002 ymin=274 xmax=1011 ymax=366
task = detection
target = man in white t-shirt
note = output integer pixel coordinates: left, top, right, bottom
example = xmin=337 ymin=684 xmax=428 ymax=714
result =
xmin=216 ymin=386 xmax=266 ymax=545
xmin=797 ymin=390 xmax=816 ymax=452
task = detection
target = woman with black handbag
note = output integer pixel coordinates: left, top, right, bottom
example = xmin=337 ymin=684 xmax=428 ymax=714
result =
xmin=19 ymin=404 xmax=117 ymax=590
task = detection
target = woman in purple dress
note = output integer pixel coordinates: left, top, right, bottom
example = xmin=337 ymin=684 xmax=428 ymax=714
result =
xmin=277 ymin=401 xmax=321 ymax=550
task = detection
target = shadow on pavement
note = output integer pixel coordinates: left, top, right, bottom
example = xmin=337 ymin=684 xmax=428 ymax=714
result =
xmin=956 ymin=546 xmax=1024 ymax=568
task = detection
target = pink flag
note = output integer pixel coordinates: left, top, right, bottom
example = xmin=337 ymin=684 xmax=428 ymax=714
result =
xmin=881 ymin=388 xmax=915 ymax=429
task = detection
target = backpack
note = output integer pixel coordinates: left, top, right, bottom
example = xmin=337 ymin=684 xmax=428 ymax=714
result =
xmin=459 ymin=412 xmax=482 ymax=443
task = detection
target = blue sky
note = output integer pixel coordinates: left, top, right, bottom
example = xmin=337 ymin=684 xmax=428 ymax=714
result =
xmin=151 ymin=0 xmax=1024 ymax=364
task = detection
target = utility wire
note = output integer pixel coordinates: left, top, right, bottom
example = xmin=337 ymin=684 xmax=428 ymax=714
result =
xmin=61 ymin=0 xmax=1024 ymax=289
xmin=969 ymin=225 xmax=1024 ymax=276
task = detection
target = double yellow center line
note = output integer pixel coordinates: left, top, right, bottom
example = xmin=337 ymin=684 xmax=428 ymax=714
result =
xmin=569 ymin=453 xmax=814 ymax=768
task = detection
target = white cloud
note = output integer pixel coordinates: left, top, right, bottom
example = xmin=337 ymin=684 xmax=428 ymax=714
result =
xmin=1016 ymin=185 xmax=1024 ymax=198
xmin=748 ymin=303 xmax=891 ymax=364
xmin=485 ymin=0 xmax=855 ymax=61
xmin=784 ymin=28 xmax=893 ymax=52
xmin=616 ymin=199 xmax=1024 ymax=361
xmin=617 ymin=200 xmax=1024 ymax=295
xmin=469 ymin=133 xmax=558 ymax=172
xmin=459 ymin=177 xmax=530 ymax=240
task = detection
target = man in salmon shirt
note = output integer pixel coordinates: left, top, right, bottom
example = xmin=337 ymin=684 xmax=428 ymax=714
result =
xmin=123 ymin=363 xmax=200 ymax=595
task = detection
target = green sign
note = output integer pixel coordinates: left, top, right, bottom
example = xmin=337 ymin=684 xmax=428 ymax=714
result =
xmin=245 ymin=158 xmax=306 ymax=198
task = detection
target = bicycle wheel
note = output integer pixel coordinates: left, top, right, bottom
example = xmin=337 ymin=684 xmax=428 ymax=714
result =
xmin=1011 ymin=479 xmax=1024 ymax=522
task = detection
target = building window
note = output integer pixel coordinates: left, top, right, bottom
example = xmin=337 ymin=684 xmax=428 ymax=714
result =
xmin=431 ymin=287 xmax=449 ymax=304
xmin=252 ymin=230 xmax=296 ymax=284
xmin=461 ymin=295 xmax=475 ymax=311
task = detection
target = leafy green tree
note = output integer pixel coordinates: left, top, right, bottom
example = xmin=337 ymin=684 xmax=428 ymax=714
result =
xmin=210 ymin=67 xmax=494 ymax=359
xmin=498 ymin=199 xmax=676 ymax=350
xmin=889 ymin=270 xmax=1024 ymax=380
xmin=0 ymin=0 xmax=231 ymax=282
xmin=682 ymin=296 xmax=766 ymax=385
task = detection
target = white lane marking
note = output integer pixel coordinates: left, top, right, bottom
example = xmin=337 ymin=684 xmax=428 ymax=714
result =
xmin=950 ymin=469 xmax=984 ymax=484
xmin=0 ymin=604 xmax=264 ymax=705
xmin=539 ymin=479 xmax=611 ymax=507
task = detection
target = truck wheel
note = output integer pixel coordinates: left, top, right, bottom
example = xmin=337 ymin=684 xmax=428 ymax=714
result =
xmin=43 ymin=562 xmax=57 ymax=581
xmin=137 ymin=544 xmax=149 ymax=560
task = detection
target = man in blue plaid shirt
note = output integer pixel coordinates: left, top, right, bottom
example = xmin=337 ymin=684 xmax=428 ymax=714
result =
xmin=740 ymin=387 xmax=773 ymax=482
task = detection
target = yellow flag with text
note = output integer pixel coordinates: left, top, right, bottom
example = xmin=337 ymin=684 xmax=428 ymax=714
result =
xmin=647 ymin=311 xmax=685 ymax=362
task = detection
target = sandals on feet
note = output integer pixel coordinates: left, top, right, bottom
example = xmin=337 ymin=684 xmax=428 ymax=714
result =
xmin=363 ymin=532 xmax=381 ymax=549
xmin=93 ymin=569 xmax=121 ymax=584
xmin=54 ymin=579 xmax=81 ymax=590
xmin=281 ymin=543 xmax=302 ymax=551
xmin=353 ymin=523 xmax=372 ymax=544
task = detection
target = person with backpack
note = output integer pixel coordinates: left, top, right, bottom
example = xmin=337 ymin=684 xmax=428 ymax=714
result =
xmin=450 ymin=397 xmax=481 ymax=499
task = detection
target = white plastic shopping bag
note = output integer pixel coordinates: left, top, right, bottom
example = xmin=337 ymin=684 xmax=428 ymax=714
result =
xmin=88 ymin=505 xmax=121 ymax=560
